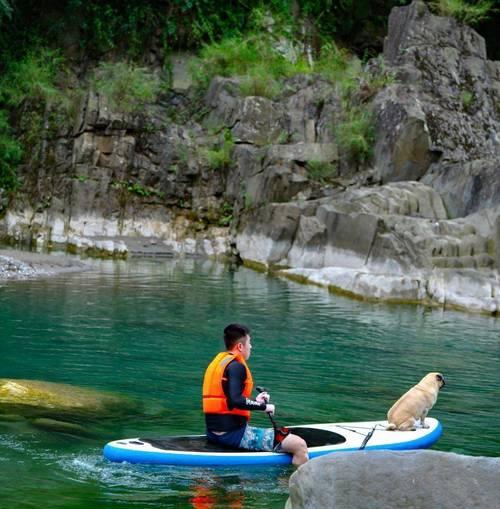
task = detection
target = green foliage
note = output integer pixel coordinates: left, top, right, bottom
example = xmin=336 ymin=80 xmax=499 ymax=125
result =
xmin=335 ymin=106 xmax=375 ymax=165
xmin=218 ymin=201 xmax=233 ymax=227
xmin=0 ymin=47 xmax=79 ymax=165
xmin=460 ymin=89 xmax=474 ymax=111
xmin=243 ymin=191 xmax=253 ymax=210
xmin=306 ymin=160 xmax=337 ymax=183
xmin=0 ymin=0 xmax=12 ymax=24
xmin=71 ymin=1 xmax=163 ymax=57
xmin=239 ymin=72 xmax=281 ymax=99
xmin=0 ymin=48 xmax=65 ymax=107
xmin=0 ymin=110 xmax=22 ymax=193
xmin=430 ymin=0 xmax=496 ymax=25
xmin=190 ymin=25 xmax=310 ymax=94
xmin=315 ymin=42 xmax=360 ymax=87
xmin=111 ymin=179 xmax=164 ymax=199
xmin=204 ymin=129 xmax=234 ymax=170
xmin=92 ymin=62 xmax=161 ymax=113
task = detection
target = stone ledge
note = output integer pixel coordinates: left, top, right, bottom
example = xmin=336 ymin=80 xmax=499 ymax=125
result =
xmin=280 ymin=266 xmax=500 ymax=315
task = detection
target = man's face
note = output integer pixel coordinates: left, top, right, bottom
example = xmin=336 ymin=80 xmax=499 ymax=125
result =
xmin=238 ymin=335 xmax=252 ymax=360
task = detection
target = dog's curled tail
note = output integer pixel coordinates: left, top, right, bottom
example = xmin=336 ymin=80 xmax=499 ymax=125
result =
xmin=386 ymin=423 xmax=397 ymax=431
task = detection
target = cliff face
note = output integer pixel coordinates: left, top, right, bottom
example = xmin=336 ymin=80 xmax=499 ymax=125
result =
xmin=1 ymin=1 xmax=499 ymax=313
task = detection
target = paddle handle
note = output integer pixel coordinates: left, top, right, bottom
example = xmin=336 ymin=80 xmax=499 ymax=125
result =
xmin=256 ymin=386 xmax=278 ymax=428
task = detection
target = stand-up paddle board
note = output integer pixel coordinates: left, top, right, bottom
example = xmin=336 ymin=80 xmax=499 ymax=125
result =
xmin=103 ymin=418 xmax=442 ymax=466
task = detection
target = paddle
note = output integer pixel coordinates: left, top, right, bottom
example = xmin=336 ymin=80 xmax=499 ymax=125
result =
xmin=256 ymin=385 xmax=290 ymax=441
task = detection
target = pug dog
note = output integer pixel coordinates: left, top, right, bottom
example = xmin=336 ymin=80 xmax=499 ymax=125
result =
xmin=386 ymin=372 xmax=445 ymax=431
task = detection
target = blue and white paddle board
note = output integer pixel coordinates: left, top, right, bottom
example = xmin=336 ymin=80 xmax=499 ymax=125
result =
xmin=103 ymin=417 xmax=442 ymax=467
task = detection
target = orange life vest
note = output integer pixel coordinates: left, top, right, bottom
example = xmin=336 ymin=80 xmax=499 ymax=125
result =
xmin=202 ymin=351 xmax=253 ymax=419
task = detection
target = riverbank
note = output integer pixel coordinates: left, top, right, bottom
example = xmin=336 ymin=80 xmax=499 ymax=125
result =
xmin=0 ymin=248 xmax=89 ymax=280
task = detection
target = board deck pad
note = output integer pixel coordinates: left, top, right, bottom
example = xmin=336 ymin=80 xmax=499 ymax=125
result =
xmin=138 ymin=427 xmax=346 ymax=453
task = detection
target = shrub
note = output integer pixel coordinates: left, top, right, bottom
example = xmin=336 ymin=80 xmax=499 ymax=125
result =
xmin=239 ymin=72 xmax=281 ymax=99
xmin=460 ymin=89 xmax=474 ymax=111
xmin=218 ymin=201 xmax=233 ymax=227
xmin=189 ymin=23 xmax=309 ymax=94
xmin=335 ymin=105 xmax=375 ymax=165
xmin=204 ymin=129 xmax=234 ymax=170
xmin=306 ymin=160 xmax=337 ymax=182
xmin=0 ymin=48 xmax=80 ymax=159
xmin=0 ymin=48 xmax=65 ymax=107
xmin=92 ymin=62 xmax=161 ymax=113
xmin=430 ymin=0 xmax=496 ymax=26
xmin=0 ymin=110 xmax=22 ymax=193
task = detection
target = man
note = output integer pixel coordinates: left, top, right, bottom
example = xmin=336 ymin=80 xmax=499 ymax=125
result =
xmin=202 ymin=323 xmax=308 ymax=466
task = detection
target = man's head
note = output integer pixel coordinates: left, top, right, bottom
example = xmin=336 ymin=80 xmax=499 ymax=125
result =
xmin=224 ymin=323 xmax=252 ymax=360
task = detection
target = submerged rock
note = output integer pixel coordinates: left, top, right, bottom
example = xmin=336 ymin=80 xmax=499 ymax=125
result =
xmin=31 ymin=417 xmax=89 ymax=435
xmin=286 ymin=450 xmax=500 ymax=509
xmin=0 ymin=379 xmax=135 ymax=420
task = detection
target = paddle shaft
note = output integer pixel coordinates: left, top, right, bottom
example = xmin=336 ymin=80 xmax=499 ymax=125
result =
xmin=256 ymin=385 xmax=279 ymax=430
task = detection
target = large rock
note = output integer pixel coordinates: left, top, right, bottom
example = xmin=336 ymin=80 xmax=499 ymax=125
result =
xmin=281 ymin=75 xmax=338 ymax=144
xmin=286 ymin=450 xmax=500 ymax=509
xmin=373 ymin=85 xmax=439 ymax=183
xmin=422 ymin=158 xmax=500 ymax=218
xmin=236 ymin=202 xmax=305 ymax=266
xmin=0 ymin=379 xmax=134 ymax=419
xmin=232 ymin=96 xmax=286 ymax=146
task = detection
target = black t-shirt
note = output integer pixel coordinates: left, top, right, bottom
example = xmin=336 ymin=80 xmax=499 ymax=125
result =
xmin=205 ymin=359 xmax=266 ymax=432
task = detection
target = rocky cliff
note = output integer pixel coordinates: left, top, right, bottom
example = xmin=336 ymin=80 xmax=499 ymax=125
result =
xmin=1 ymin=1 xmax=499 ymax=313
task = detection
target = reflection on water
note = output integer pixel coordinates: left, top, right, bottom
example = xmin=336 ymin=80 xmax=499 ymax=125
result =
xmin=1 ymin=257 xmax=499 ymax=508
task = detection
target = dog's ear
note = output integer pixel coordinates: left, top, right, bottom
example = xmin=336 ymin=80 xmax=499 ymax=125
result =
xmin=435 ymin=373 xmax=445 ymax=386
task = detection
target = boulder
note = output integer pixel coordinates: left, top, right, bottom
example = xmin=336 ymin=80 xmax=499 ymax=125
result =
xmin=31 ymin=417 xmax=90 ymax=435
xmin=0 ymin=379 xmax=134 ymax=419
xmin=373 ymin=85 xmax=439 ymax=183
xmin=204 ymin=77 xmax=242 ymax=129
xmin=236 ymin=203 xmax=305 ymax=266
xmin=232 ymin=96 xmax=286 ymax=146
xmin=286 ymin=450 xmax=500 ymax=509
xmin=282 ymin=76 xmax=338 ymax=144
xmin=169 ymin=52 xmax=194 ymax=92
xmin=422 ymin=158 xmax=500 ymax=218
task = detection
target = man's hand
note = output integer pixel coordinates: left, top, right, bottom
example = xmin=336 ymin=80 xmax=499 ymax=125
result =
xmin=256 ymin=391 xmax=270 ymax=404
xmin=265 ymin=404 xmax=275 ymax=416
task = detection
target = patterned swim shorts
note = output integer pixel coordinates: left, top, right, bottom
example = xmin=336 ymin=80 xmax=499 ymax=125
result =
xmin=239 ymin=425 xmax=276 ymax=452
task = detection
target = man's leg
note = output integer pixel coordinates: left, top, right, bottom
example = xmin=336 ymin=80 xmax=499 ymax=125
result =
xmin=280 ymin=434 xmax=308 ymax=466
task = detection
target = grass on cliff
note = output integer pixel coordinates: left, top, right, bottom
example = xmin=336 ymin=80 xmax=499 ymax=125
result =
xmin=191 ymin=12 xmax=393 ymax=166
xmin=203 ymin=129 xmax=235 ymax=170
xmin=91 ymin=62 xmax=161 ymax=113
xmin=190 ymin=35 xmax=309 ymax=99
xmin=0 ymin=48 xmax=69 ymax=193
xmin=0 ymin=110 xmax=22 ymax=193
xmin=430 ymin=0 xmax=496 ymax=25
xmin=0 ymin=48 xmax=66 ymax=108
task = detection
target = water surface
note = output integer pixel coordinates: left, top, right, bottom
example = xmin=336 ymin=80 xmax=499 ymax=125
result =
xmin=1 ymin=257 xmax=499 ymax=508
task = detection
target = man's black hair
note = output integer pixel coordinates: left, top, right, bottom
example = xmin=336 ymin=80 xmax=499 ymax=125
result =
xmin=224 ymin=323 xmax=250 ymax=350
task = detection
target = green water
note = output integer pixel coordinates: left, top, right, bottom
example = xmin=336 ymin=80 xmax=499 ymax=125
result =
xmin=1 ymin=257 xmax=499 ymax=509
